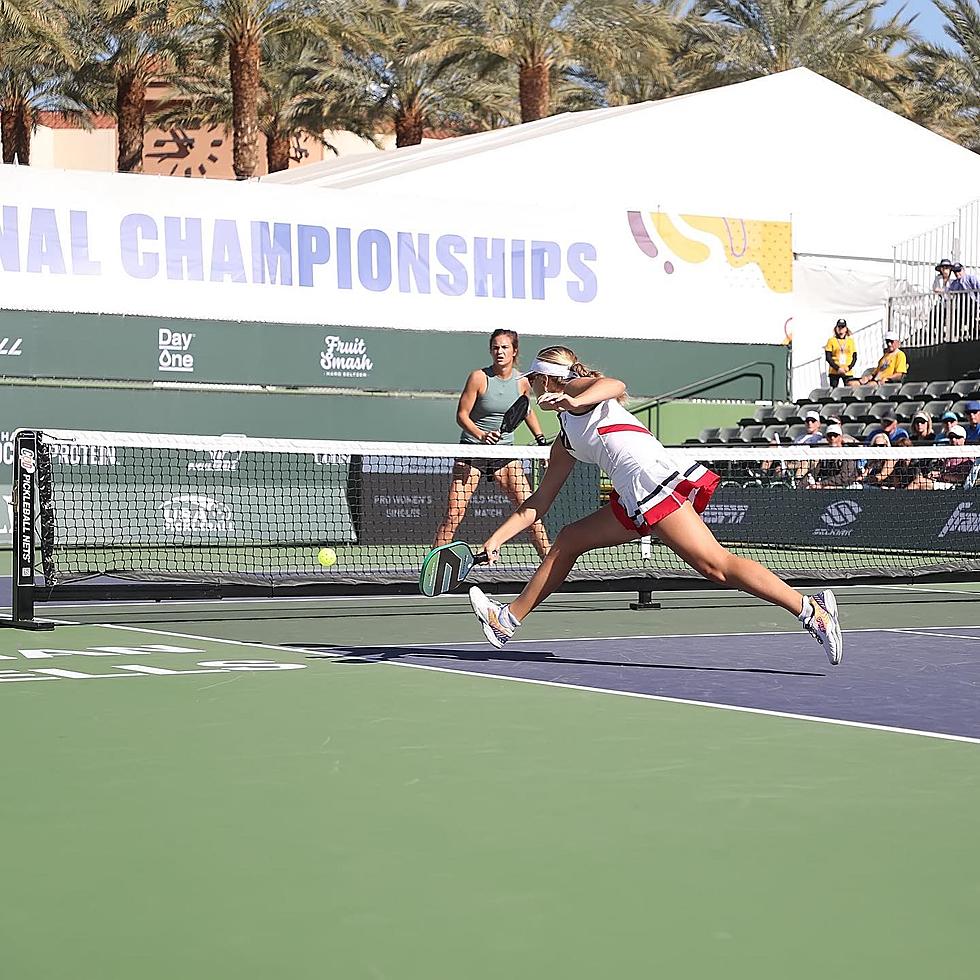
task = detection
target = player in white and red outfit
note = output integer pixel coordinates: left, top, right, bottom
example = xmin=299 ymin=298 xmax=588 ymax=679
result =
xmin=468 ymin=346 xmax=843 ymax=665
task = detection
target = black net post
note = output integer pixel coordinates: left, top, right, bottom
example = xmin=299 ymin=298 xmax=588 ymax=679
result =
xmin=0 ymin=430 xmax=54 ymax=630
xmin=629 ymin=587 xmax=661 ymax=611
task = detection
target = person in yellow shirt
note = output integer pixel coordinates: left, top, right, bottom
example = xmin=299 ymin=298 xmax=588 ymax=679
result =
xmin=859 ymin=331 xmax=908 ymax=387
xmin=824 ymin=318 xmax=857 ymax=386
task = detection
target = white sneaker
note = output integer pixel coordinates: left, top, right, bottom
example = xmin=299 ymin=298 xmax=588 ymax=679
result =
xmin=468 ymin=586 xmax=515 ymax=649
xmin=802 ymin=590 xmax=843 ymax=666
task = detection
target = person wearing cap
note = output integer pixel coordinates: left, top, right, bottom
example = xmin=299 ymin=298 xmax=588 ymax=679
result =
xmin=807 ymin=425 xmax=861 ymax=488
xmin=857 ymin=332 xmax=908 ymax=386
xmin=824 ymin=318 xmax=857 ymax=386
xmin=948 ymin=263 xmax=980 ymax=332
xmin=908 ymin=425 xmax=973 ymax=489
xmin=963 ymin=400 xmax=980 ymax=443
xmin=932 ymin=259 xmax=954 ymax=294
xmin=793 ymin=411 xmax=825 ymax=445
xmin=909 ymin=411 xmax=934 ymax=443
xmin=864 ymin=415 xmax=909 ymax=446
xmin=934 ymin=410 xmax=959 ymax=444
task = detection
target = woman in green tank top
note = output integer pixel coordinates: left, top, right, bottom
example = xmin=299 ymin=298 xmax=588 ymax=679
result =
xmin=433 ymin=330 xmax=550 ymax=558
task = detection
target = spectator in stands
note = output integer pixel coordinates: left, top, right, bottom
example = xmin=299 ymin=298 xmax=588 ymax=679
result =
xmin=826 ymin=415 xmax=859 ymax=445
xmin=883 ymin=434 xmax=921 ymax=487
xmin=864 ymin=415 xmax=909 ymax=445
xmin=950 ymin=262 xmax=980 ymax=292
xmin=794 ymin=411 xmax=825 ymax=444
xmin=935 ymin=410 xmax=959 ymax=444
xmin=862 ymin=432 xmax=894 ymax=486
xmin=807 ymin=425 xmax=861 ymax=488
xmin=933 ymin=259 xmax=954 ymax=293
xmin=908 ymin=425 xmax=972 ymax=489
xmin=857 ymin=332 xmax=908 ymax=387
xmin=909 ymin=411 xmax=933 ymax=443
xmin=824 ymin=319 xmax=857 ymax=386
xmin=964 ymin=401 xmax=980 ymax=443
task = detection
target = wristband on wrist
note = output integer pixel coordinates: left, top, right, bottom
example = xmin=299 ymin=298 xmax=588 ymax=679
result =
xmin=535 ymin=434 xmax=549 ymax=446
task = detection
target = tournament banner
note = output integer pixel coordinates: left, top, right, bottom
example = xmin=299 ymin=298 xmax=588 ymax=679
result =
xmin=0 ymin=166 xmax=793 ymax=347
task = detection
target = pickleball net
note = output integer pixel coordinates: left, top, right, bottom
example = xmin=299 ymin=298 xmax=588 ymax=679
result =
xmin=10 ymin=429 xmax=980 ymax=619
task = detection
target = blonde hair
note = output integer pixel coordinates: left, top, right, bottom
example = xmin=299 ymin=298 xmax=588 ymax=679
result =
xmin=533 ymin=346 xmax=628 ymax=403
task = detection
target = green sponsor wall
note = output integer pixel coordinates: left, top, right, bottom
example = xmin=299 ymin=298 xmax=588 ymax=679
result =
xmin=0 ymin=310 xmax=788 ymax=401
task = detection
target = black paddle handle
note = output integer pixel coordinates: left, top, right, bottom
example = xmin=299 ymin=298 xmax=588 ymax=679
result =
xmin=473 ymin=551 xmax=491 ymax=566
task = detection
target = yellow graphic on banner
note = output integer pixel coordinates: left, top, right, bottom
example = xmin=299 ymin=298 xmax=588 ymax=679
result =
xmin=629 ymin=210 xmax=792 ymax=293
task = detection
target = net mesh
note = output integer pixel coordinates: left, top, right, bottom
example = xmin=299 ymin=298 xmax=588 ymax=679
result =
xmin=30 ymin=429 xmax=980 ymax=592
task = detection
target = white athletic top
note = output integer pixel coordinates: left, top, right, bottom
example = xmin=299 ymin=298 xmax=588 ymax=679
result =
xmin=558 ymin=399 xmax=713 ymax=528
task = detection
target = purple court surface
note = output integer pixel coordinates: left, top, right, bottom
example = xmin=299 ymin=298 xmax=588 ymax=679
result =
xmin=318 ymin=627 xmax=980 ymax=741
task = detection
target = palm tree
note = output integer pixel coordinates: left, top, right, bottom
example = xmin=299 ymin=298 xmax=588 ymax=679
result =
xmin=68 ymin=0 xmax=202 ymax=173
xmin=688 ymin=0 xmax=914 ymax=96
xmin=157 ymin=29 xmax=380 ymax=172
xmin=182 ymin=0 xmax=376 ymax=178
xmin=906 ymin=0 xmax=980 ymax=148
xmin=422 ymin=0 xmax=647 ymax=123
xmin=0 ymin=1 xmax=86 ymax=164
xmin=366 ymin=0 xmax=517 ymax=146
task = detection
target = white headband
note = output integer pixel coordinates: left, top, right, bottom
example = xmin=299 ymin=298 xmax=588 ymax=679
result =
xmin=518 ymin=358 xmax=574 ymax=380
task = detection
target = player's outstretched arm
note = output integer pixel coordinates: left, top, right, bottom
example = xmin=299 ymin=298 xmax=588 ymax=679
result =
xmin=482 ymin=440 xmax=575 ymax=562
xmin=538 ymin=376 xmax=626 ymax=413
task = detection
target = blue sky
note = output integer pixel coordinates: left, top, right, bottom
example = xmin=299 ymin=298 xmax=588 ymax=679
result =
xmin=883 ymin=0 xmax=951 ymax=46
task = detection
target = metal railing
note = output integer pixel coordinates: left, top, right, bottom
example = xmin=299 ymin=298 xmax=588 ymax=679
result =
xmin=887 ymin=290 xmax=980 ymax=347
xmin=631 ymin=360 xmax=778 ymax=438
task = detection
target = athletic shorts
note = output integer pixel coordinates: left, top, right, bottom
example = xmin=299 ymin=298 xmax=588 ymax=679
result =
xmin=609 ymin=469 xmax=719 ymax=536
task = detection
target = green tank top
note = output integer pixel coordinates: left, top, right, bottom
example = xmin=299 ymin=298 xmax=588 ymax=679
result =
xmin=460 ymin=367 xmax=522 ymax=445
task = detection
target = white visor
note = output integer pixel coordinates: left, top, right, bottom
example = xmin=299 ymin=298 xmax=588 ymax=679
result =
xmin=518 ymin=358 xmax=574 ymax=380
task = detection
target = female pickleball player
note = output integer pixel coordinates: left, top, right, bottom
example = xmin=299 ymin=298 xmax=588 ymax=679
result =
xmin=467 ymin=346 xmax=843 ymax=664
xmin=433 ymin=329 xmax=551 ymax=559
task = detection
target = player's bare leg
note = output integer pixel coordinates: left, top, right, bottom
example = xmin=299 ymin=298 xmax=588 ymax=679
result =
xmin=495 ymin=462 xmax=551 ymax=559
xmin=433 ymin=462 xmax=481 ymax=548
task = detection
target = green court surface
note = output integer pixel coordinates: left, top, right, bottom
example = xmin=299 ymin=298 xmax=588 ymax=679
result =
xmin=1 ymin=584 xmax=977 ymax=979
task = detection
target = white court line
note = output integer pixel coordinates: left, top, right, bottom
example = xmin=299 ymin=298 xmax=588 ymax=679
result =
xmin=888 ymin=629 xmax=980 ymax=642
xmin=863 ymin=584 xmax=980 ymax=597
xmin=318 ymin=624 xmax=980 ymax=651
xmin=391 ymin=662 xmax=980 ymax=746
xmin=47 ymin=619 xmax=340 ymax=660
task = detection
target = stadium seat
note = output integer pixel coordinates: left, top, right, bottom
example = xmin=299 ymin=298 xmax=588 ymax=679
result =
xmin=739 ymin=424 xmax=766 ymax=443
xmin=823 ymin=401 xmax=847 ymax=419
xmin=922 ymin=399 xmax=954 ymax=421
xmin=842 ymin=423 xmax=866 ymax=440
xmin=738 ymin=406 xmax=769 ymax=426
xmin=894 ymin=401 xmax=926 ymax=422
xmin=785 ymin=423 xmax=806 ymax=441
xmin=898 ymin=381 xmax=929 ymax=400
xmin=717 ymin=426 xmax=744 ymax=443
xmin=867 ymin=403 xmax=899 ymax=422
xmin=761 ymin=424 xmax=789 ymax=442
xmin=773 ymin=404 xmax=802 ymax=423
xmin=698 ymin=427 xmax=720 ymax=443
xmin=876 ymin=382 xmax=903 ymax=401
xmin=952 ymin=380 xmax=980 ymax=399
xmin=850 ymin=384 xmax=883 ymax=403
xmin=842 ymin=403 xmax=874 ymax=422
xmin=796 ymin=403 xmax=823 ymax=420
xmin=835 ymin=386 xmax=862 ymax=403
xmin=925 ymin=380 xmax=956 ymax=400
xmin=797 ymin=387 xmax=835 ymax=405
xmin=951 ymin=400 xmax=976 ymax=417
xmin=861 ymin=422 xmax=884 ymax=439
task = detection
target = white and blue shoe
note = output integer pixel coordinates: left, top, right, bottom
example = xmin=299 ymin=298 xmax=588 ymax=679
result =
xmin=802 ymin=590 xmax=843 ymax=665
xmin=468 ymin=586 xmax=516 ymax=649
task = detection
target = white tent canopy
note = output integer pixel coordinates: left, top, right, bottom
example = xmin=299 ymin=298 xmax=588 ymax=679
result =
xmin=265 ymin=70 xmax=980 ymax=395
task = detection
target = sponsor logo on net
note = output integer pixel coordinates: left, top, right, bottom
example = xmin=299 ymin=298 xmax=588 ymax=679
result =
xmin=188 ymin=449 xmax=242 ymax=473
xmin=0 ymin=337 xmax=23 ymax=356
xmin=814 ymin=499 xmax=862 ymax=537
xmin=159 ymin=495 xmax=233 ymax=535
xmin=1 ymin=435 xmax=116 ymax=468
xmin=321 ymin=335 xmax=373 ymax=379
xmin=158 ymin=328 xmax=195 ymax=373
xmin=702 ymin=503 xmax=749 ymax=525
xmin=939 ymin=502 xmax=980 ymax=538
xmin=18 ymin=447 xmax=36 ymax=475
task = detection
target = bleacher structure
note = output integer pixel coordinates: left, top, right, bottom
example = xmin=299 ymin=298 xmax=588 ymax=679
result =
xmin=686 ymin=369 xmax=980 ymax=445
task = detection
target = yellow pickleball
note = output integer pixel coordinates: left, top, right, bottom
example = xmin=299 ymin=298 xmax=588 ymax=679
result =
xmin=317 ymin=547 xmax=337 ymax=568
